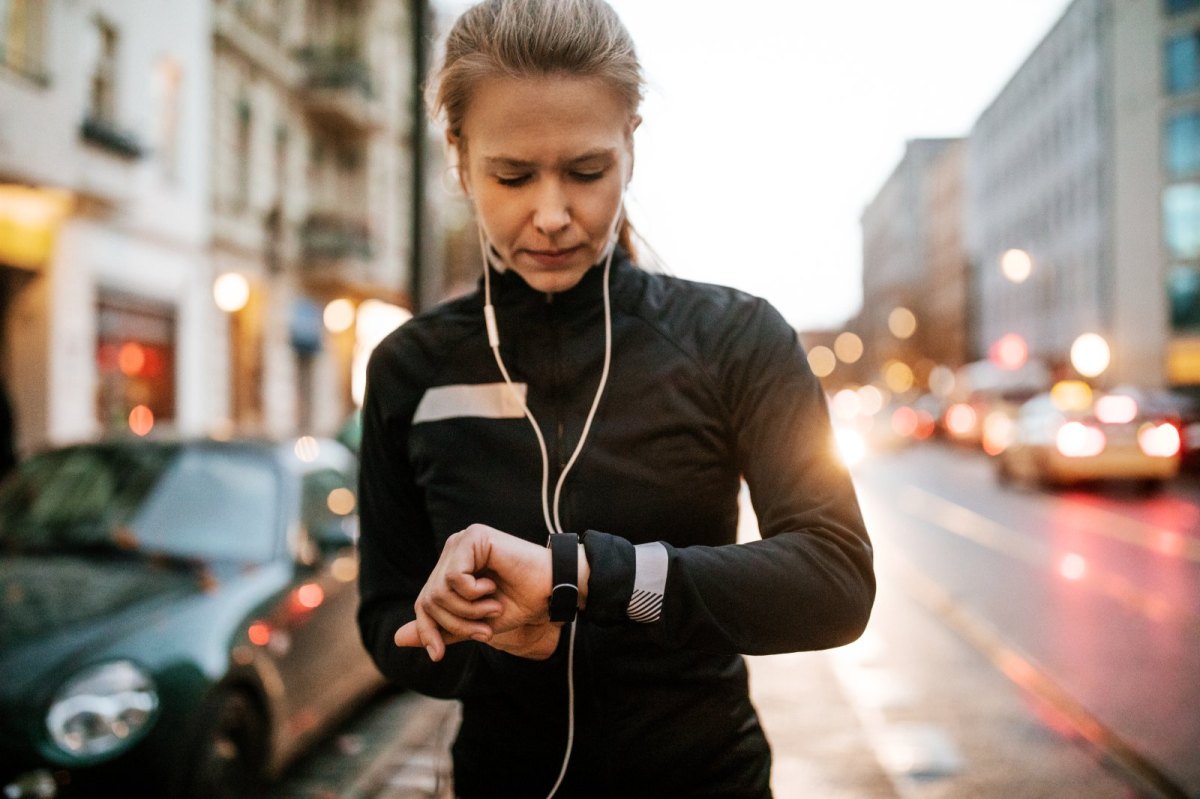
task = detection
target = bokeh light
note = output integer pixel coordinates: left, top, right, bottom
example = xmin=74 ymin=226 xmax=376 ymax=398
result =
xmin=213 ymin=272 xmax=250 ymax=313
xmin=990 ymin=333 xmax=1028 ymax=370
xmin=294 ymin=436 xmax=320 ymax=462
xmin=834 ymin=332 xmax=864 ymax=364
xmin=1001 ymin=248 xmax=1033 ymax=283
xmin=1071 ymin=333 xmax=1111 ymax=378
xmin=324 ymin=298 xmax=356 ymax=333
xmin=1050 ymin=380 xmax=1093 ymax=412
xmin=807 ymin=346 xmax=836 ymax=378
xmin=128 ymin=405 xmax=154 ymax=437
xmin=883 ymin=360 xmax=915 ymax=393
xmin=888 ymin=307 xmax=917 ymax=340
xmin=327 ymin=487 xmax=356 ymax=516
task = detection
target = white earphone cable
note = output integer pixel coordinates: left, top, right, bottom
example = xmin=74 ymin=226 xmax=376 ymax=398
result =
xmin=477 ymin=206 xmax=621 ymax=799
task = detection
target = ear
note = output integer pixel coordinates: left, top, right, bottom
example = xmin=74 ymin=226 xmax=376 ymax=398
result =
xmin=446 ymin=131 xmax=471 ymax=195
xmin=624 ymin=116 xmax=641 ymax=186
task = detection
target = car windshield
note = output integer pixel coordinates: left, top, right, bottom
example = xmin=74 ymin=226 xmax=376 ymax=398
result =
xmin=0 ymin=444 xmax=281 ymax=563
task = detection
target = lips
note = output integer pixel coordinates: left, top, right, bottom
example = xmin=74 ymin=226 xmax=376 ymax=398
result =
xmin=522 ymin=245 xmax=585 ymax=268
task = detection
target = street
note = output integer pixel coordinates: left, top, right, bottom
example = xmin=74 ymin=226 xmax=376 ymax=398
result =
xmin=269 ymin=441 xmax=1200 ymax=799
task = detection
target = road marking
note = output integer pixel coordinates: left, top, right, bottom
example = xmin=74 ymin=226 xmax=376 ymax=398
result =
xmin=886 ymin=547 xmax=1191 ymax=799
xmin=890 ymin=485 xmax=1200 ymax=633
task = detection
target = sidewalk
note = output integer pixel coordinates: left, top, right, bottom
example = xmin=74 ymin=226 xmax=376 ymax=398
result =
xmin=297 ymin=652 xmax=894 ymax=799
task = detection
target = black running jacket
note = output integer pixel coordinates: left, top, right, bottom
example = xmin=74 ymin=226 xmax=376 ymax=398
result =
xmin=357 ymin=252 xmax=875 ymax=798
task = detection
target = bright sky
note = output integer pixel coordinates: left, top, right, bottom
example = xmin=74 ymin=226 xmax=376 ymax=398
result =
xmin=435 ymin=0 xmax=1075 ymax=329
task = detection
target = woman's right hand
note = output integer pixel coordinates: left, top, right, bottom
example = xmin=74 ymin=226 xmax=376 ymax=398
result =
xmin=394 ymin=524 xmax=557 ymax=661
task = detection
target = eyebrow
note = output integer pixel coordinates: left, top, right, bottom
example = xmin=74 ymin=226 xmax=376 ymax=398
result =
xmin=482 ymin=149 xmax=616 ymax=170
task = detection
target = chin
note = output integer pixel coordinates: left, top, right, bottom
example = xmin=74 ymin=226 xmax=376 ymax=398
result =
xmin=523 ymin=270 xmax=588 ymax=294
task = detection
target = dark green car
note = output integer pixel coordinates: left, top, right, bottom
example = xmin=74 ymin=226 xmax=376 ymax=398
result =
xmin=0 ymin=438 xmax=384 ymax=798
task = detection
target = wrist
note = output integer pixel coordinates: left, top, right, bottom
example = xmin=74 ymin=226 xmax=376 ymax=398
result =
xmin=577 ymin=544 xmax=589 ymax=611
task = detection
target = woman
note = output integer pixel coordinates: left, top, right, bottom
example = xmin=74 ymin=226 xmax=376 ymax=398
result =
xmin=356 ymin=1 xmax=875 ymax=796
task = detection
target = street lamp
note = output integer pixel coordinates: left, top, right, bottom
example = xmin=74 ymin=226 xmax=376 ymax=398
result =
xmin=1070 ymin=333 xmax=1110 ymax=378
xmin=323 ymin=298 xmax=356 ymax=333
xmin=213 ymin=272 xmax=250 ymax=313
xmin=1001 ymin=249 xmax=1033 ymax=283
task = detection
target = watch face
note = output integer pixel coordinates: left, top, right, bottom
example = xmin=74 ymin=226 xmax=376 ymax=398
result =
xmin=550 ymin=584 xmax=580 ymax=622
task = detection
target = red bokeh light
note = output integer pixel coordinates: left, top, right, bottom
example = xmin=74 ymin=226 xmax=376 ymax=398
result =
xmin=989 ymin=334 xmax=1029 ymax=370
xmin=296 ymin=583 xmax=325 ymax=610
xmin=128 ymin=405 xmax=155 ymax=437
xmin=118 ymin=342 xmax=146 ymax=377
xmin=248 ymin=621 xmax=271 ymax=646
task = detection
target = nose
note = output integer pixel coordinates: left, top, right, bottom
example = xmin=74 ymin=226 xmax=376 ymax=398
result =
xmin=531 ymin=182 xmax=571 ymax=237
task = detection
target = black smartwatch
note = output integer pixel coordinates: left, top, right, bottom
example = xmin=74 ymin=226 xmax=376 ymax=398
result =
xmin=547 ymin=533 xmax=580 ymax=623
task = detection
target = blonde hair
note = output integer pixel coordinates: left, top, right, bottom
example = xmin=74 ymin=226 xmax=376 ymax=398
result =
xmin=430 ymin=0 xmax=644 ymax=257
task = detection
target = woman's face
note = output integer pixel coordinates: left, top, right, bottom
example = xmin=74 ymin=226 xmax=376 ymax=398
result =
xmin=457 ymin=75 xmax=635 ymax=294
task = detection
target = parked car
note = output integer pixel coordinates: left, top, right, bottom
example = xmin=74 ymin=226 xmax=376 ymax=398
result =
xmin=0 ymin=437 xmax=384 ymax=798
xmin=994 ymin=391 xmax=1182 ymax=490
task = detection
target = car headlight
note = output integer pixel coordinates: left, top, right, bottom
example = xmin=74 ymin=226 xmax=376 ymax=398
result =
xmin=45 ymin=660 xmax=159 ymax=760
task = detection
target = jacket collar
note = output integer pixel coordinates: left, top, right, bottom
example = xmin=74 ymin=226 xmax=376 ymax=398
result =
xmin=484 ymin=247 xmax=635 ymax=315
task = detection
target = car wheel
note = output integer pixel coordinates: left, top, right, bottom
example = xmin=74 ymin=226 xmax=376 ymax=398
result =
xmin=185 ymin=690 xmax=267 ymax=799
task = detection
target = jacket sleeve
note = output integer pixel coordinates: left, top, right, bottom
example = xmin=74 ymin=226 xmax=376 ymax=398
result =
xmin=582 ymin=297 xmax=875 ymax=655
xmin=356 ymin=337 xmax=499 ymax=698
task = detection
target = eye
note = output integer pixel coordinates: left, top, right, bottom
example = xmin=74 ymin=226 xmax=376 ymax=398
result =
xmin=570 ymin=170 xmax=605 ymax=183
xmin=496 ymin=174 xmax=531 ymax=187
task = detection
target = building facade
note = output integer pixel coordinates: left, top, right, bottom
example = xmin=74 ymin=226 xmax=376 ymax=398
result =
xmin=0 ymin=0 xmax=429 ymax=456
xmin=211 ymin=0 xmax=420 ymax=438
xmin=858 ymin=138 xmax=966 ymax=392
xmin=0 ymin=0 xmax=215 ymax=452
xmin=966 ymin=0 xmax=1200 ymax=388
xmin=1161 ymin=0 xmax=1200 ymax=385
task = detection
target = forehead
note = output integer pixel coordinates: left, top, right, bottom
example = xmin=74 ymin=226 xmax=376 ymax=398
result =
xmin=461 ymin=75 xmax=631 ymax=161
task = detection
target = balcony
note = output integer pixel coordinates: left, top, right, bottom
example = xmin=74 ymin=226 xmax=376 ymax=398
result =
xmin=79 ymin=116 xmax=145 ymax=160
xmin=298 ymin=48 xmax=381 ymax=135
xmin=301 ymin=212 xmax=373 ymax=262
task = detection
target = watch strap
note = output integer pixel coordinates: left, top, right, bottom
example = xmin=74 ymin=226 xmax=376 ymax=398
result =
xmin=548 ymin=533 xmax=579 ymax=623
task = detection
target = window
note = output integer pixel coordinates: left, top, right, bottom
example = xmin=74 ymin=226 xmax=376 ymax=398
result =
xmin=155 ymin=58 xmax=182 ymax=183
xmin=88 ymin=18 xmax=118 ymax=123
xmin=1 ymin=0 xmax=47 ymax=80
xmin=1166 ymin=29 xmax=1200 ymax=94
xmin=1166 ymin=0 xmax=1200 ymax=14
xmin=95 ymin=292 xmax=176 ymax=435
xmin=234 ymin=97 xmax=251 ymax=211
xmin=301 ymin=469 xmax=357 ymax=551
xmin=1166 ymin=111 xmax=1200 ymax=177
xmin=1168 ymin=265 xmax=1200 ymax=330
xmin=1164 ymin=183 xmax=1200 ymax=259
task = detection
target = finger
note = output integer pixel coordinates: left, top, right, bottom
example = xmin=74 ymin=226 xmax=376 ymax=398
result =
xmin=432 ymin=585 xmax=503 ymax=620
xmin=425 ymin=601 xmax=496 ymax=643
xmin=413 ymin=606 xmax=448 ymax=661
xmin=448 ymin=571 xmax=498 ymax=599
xmin=393 ymin=620 xmax=422 ymax=648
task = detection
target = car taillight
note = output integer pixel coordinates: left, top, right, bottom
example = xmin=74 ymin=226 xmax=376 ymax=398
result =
xmin=1138 ymin=422 xmax=1181 ymax=458
xmin=945 ymin=404 xmax=976 ymax=436
xmin=1057 ymin=421 xmax=1105 ymax=457
xmin=982 ymin=411 xmax=1015 ymax=455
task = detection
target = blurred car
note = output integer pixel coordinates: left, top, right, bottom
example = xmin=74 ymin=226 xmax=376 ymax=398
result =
xmin=1113 ymin=385 xmax=1200 ymax=473
xmin=0 ymin=437 xmax=384 ymax=798
xmin=994 ymin=391 xmax=1182 ymax=489
xmin=944 ymin=359 xmax=1051 ymax=450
